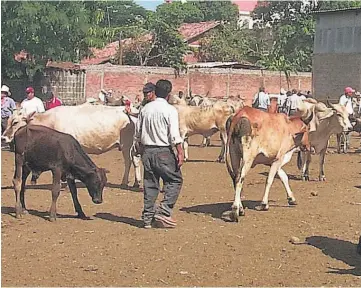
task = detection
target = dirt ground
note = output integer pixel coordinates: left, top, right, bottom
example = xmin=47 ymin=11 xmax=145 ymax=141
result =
xmin=1 ymin=134 xmax=361 ymax=287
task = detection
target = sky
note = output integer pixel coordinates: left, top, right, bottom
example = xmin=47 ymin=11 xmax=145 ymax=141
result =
xmin=134 ymin=0 xmax=164 ymax=11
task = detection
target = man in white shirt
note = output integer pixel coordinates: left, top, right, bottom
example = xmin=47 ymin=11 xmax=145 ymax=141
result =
xmin=135 ymin=79 xmax=184 ymax=229
xmin=339 ymin=87 xmax=355 ymax=149
xmin=286 ymin=89 xmax=302 ymax=116
xmin=21 ymin=87 xmax=45 ymax=116
xmin=252 ymin=87 xmax=270 ymax=112
xmin=339 ymin=86 xmax=354 ymax=116
xmin=278 ymin=88 xmax=287 ymax=113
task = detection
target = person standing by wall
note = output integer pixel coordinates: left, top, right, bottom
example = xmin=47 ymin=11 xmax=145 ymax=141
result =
xmin=21 ymin=87 xmax=45 ymax=116
xmin=252 ymin=87 xmax=270 ymax=112
xmin=1 ymin=85 xmax=16 ymax=151
xmin=45 ymin=91 xmax=62 ymax=110
xmin=339 ymin=87 xmax=355 ymax=149
xmin=286 ymin=89 xmax=301 ymax=116
xmin=134 ymin=79 xmax=184 ymax=229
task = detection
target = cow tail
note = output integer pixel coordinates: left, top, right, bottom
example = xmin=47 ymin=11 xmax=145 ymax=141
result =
xmin=225 ymin=115 xmax=236 ymax=183
xmin=297 ymin=151 xmax=302 ymax=170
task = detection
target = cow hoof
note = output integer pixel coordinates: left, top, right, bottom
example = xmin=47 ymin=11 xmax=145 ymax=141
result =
xmin=77 ymin=213 xmax=90 ymax=220
xmin=261 ymin=203 xmax=269 ymax=211
xmin=216 ymin=158 xmax=225 ymax=163
xmin=319 ymin=176 xmax=326 ymax=182
xmin=22 ymin=209 xmax=29 ymax=215
xmin=30 ymin=180 xmax=37 ymax=185
xmin=132 ymin=183 xmax=140 ymax=189
xmin=49 ymin=217 xmax=57 ymax=222
xmin=120 ymin=184 xmax=128 ymax=189
xmin=229 ymin=210 xmax=239 ymax=222
xmin=239 ymin=209 xmax=245 ymax=216
xmin=15 ymin=213 xmax=22 ymax=219
xmin=288 ymin=199 xmax=297 ymax=206
xmin=302 ymin=175 xmax=310 ymax=181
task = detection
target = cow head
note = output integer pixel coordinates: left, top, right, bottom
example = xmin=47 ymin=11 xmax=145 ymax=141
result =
xmin=1 ymin=110 xmax=36 ymax=143
xmin=326 ymin=100 xmax=353 ymax=133
xmin=87 ymin=168 xmax=109 ymax=204
xmin=298 ymin=101 xmax=352 ymax=133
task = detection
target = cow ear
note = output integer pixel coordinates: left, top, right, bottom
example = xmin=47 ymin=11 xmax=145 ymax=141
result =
xmin=23 ymin=111 xmax=36 ymax=123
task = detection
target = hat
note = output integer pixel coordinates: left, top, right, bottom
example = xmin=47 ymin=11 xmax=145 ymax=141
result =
xmin=26 ymin=87 xmax=34 ymax=94
xmin=344 ymin=87 xmax=355 ymax=94
xmin=143 ymin=82 xmax=156 ymax=93
xmin=1 ymin=85 xmax=11 ymax=96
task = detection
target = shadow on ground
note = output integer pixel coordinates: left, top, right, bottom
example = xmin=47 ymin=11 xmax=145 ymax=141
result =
xmin=306 ymin=235 xmax=361 ymax=277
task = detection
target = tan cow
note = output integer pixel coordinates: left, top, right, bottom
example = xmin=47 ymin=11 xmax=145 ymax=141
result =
xmin=174 ymin=101 xmax=237 ymax=162
xmin=225 ymin=106 xmax=311 ymax=222
xmin=296 ymin=100 xmax=353 ymax=181
xmin=2 ymin=104 xmax=141 ymax=189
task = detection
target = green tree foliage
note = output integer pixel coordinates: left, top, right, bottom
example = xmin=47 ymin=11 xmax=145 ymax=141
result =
xmin=155 ymin=1 xmax=239 ymax=25
xmin=316 ymin=0 xmax=361 ymax=10
xmin=252 ymin=0 xmax=361 ymax=76
xmin=120 ymin=12 xmax=187 ymax=70
xmin=252 ymin=1 xmax=315 ymax=75
xmin=193 ymin=1 xmax=239 ymax=24
xmin=198 ymin=25 xmax=254 ymax=62
xmin=2 ymin=1 xmax=90 ymax=79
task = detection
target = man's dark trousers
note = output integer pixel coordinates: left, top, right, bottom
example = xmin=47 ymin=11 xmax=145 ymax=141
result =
xmin=142 ymin=146 xmax=183 ymax=225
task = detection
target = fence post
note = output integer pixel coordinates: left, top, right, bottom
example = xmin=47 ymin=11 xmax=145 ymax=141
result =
xmin=187 ymin=67 xmax=190 ymax=97
xmin=100 ymin=69 xmax=104 ymax=90
xmin=226 ymin=68 xmax=231 ymax=98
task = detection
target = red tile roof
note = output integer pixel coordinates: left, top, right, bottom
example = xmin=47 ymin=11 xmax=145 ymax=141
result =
xmin=179 ymin=21 xmax=220 ymax=42
xmin=81 ymin=21 xmax=221 ymax=65
xmin=46 ymin=61 xmax=83 ymax=71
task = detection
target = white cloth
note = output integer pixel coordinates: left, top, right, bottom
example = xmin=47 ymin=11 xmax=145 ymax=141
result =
xmin=278 ymin=94 xmax=287 ymax=107
xmin=135 ymin=98 xmax=183 ymax=146
xmin=98 ymin=92 xmax=105 ymax=102
xmin=287 ymin=94 xmax=301 ymax=110
xmin=339 ymin=94 xmax=354 ymax=115
xmin=253 ymin=92 xmax=270 ymax=109
xmin=299 ymin=95 xmax=306 ymax=100
xmin=21 ymin=97 xmax=45 ymax=116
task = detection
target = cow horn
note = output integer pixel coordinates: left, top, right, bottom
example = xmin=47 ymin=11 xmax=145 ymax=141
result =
xmin=303 ymin=111 xmax=313 ymax=126
xmin=326 ymin=99 xmax=335 ymax=109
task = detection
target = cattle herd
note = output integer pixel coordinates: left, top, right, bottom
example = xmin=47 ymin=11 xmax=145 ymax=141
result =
xmin=1 ymin=91 xmax=357 ymax=225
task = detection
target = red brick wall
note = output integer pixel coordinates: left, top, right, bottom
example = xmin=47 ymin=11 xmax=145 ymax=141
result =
xmin=82 ymin=64 xmax=312 ymax=105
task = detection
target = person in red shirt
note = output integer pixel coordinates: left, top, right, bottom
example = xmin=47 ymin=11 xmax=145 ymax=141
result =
xmin=45 ymin=91 xmax=62 ymax=110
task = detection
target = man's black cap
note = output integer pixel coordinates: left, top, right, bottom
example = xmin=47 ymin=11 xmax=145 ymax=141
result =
xmin=143 ymin=82 xmax=156 ymax=93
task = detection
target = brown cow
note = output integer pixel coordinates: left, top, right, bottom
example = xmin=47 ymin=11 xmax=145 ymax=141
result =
xmin=225 ymin=106 xmax=311 ymax=222
xmin=13 ymin=125 xmax=107 ymax=221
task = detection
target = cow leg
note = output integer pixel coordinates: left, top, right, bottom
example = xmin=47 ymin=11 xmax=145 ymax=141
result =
xmin=132 ymin=153 xmax=141 ymax=188
xmin=261 ymin=162 xmax=282 ymax=211
xmin=49 ymin=168 xmax=62 ymax=222
xmin=13 ymin=154 xmax=24 ymax=219
xmin=200 ymin=137 xmax=206 ymax=148
xmin=183 ymin=138 xmax=189 ymax=162
xmin=216 ymin=129 xmax=227 ymax=163
xmin=230 ymin=159 xmax=252 ymax=222
xmin=277 ymin=168 xmax=297 ymax=206
xmin=120 ymin=147 xmax=132 ymax=188
xmin=67 ymin=178 xmax=86 ymax=219
xmin=336 ymin=133 xmax=341 ymax=154
xmin=319 ymin=148 xmax=327 ymax=181
xmin=301 ymin=151 xmax=311 ymax=181
xmin=20 ymin=165 xmax=31 ymax=214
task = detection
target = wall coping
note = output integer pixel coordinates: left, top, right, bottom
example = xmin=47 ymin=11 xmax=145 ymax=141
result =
xmin=81 ymin=63 xmax=311 ymax=77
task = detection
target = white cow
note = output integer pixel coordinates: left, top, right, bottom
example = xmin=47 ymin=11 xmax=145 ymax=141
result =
xmin=2 ymin=104 xmax=141 ymax=189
